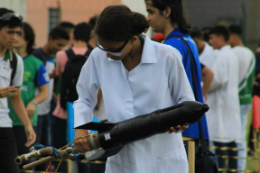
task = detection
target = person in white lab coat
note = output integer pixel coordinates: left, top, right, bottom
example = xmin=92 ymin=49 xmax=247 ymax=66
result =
xmin=73 ymin=5 xmax=195 ymax=173
xmin=228 ymin=24 xmax=255 ymax=172
xmin=190 ymin=27 xmax=217 ymax=69
xmin=207 ymin=26 xmax=241 ymax=172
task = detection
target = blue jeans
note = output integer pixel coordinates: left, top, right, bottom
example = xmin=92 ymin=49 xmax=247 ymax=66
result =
xmin=237 ymin=104 xmax=251 ymax=172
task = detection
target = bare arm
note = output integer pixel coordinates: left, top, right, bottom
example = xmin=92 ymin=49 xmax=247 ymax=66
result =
xmin=95 ymin=89 xmax=102 ymax=110
xmin=201 ymin=66 xmax=214 ymax=100
xmin=10 ymin=88 xmax=36 ymax=147
xmin=26 ymin=84 xmax=48 ymax=119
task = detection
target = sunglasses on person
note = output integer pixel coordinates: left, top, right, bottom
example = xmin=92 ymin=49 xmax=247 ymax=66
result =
xmin=96 ymin=39 xmax=129 ymax=56
xmin=0 ymin=12 xmax=23 ymax=22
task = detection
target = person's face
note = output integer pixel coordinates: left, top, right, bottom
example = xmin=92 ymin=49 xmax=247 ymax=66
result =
xmin=145 ymin=1 xmax=167 ymax=33
xmin=48 ymin=37 xmax=68 ymax=54
xmin=0 ymin=26 xmax=21 ymax=50
xmin=209 ymin=34 xmax=223 ymax=49
xmin=96 ymin=36 xmax=136 ymax=61
xmin=13 ymin=28 xmax=27 ymax=49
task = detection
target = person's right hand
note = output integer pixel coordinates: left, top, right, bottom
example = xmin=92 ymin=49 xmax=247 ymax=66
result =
xmin=74 ymin=129 xmax=91 ymax=153
xmin=24 ymin=125 xmax=36 ymax=147
xmin=0 ymin=86 xmax=17 ymax=98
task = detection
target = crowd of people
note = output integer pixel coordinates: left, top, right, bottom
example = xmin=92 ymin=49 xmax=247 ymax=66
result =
xmin=0 ymin=0 xmax=260 ymax=173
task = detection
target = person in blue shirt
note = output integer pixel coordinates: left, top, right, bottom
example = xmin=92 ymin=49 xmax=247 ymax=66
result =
xmin=145 ymin=0 xmax=209 ymax=144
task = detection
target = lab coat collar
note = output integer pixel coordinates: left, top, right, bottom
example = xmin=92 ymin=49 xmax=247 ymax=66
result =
xmin=220 ymin=45 xmax=231 ymax=52
xmin=108 ymin=33 xmax=157 ymax=64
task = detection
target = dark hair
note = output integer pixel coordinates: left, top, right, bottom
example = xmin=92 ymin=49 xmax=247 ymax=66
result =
xmin=201 ymin=26 xmax=212 ymax=42
xmin=0 ymin=8 xmax=22 ymax=29
xmin=21 ymin=22 xmax=35 ymax=54
xmin=74 ymin=22 xmax=92 ymax=43
xmin=48 ymin=26 xmax=70 ymax=40
xmin=95 ymin=5 xmax=149 ymax=41
xmin=59 ymin=21 xmax=74 ymax=34
xmin=145 ymin=0 xmax=191 ymax=35
xmin=209 ymin=26 xmax=230 ymax=42
xmin=228 ymin=24 xmax=242 ymax=37
xmin=89 ymin=15 xmax=99 ymax=30
xmin=190 ymin=27 xmax=202 ymax=39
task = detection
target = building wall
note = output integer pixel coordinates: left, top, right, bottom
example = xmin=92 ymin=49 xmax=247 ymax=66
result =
xmin=0 ymin=0 xmax=27 ymax=20
xmin=26 ymin=0 xmax=121 ymax=47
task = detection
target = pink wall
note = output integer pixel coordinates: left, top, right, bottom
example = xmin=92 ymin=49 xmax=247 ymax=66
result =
xmin=26 ymin=0 xmax=121 ymax=47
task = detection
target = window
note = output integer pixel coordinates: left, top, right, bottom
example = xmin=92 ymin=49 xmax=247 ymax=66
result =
xmin=48 ymin=8 xmax=60 ymax=33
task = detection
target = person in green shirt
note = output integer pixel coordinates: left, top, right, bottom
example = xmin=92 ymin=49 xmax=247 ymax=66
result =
xmin=9 ymin=22 xmax=49 ymax=169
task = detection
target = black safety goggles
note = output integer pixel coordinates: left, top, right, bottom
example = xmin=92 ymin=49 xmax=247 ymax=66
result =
xmin=95 ymin=39 xmax=128 ymax=53
xmin=0 ymin=13 xmax=23 ymax=22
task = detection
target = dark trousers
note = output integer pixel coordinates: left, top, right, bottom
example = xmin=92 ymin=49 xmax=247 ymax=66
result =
xmin=214 ymin=141 xmax=237 ymax=172
xmin=13 ymin=126 xmax=37 ymax=170
xmin=0 ymin=128 xmax=19 ymax=173
xmin=35 ymin=115 xmax=49 ymax=171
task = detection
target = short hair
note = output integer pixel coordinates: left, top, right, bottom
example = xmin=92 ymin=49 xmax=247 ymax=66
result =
xmin=88 ymin=16 xmax=99 ymax=30
xmin=59 ymin=21 xmax=74 ymax=34
xmin=209 ymin=26 xmax=230 ymax=42
xmin=74 ymin=22 xmax=92 ymax=43
xmin=0 ymin=8 xmax=22 ymax=30
xmin=228 ymin=24 xmax=242 ymax=36
xmin=48 ymin=26 xmax=70 ymax=40
xmin=22 ymin=22 xmax=35 ymax=54
xmin=201 ymin=26 xmax=212 ymax=42
xmin=190 ymin=27 xmax=202 ymax=39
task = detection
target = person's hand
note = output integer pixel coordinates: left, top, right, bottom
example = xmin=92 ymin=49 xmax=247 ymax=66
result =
xmin=74 ymin=129 xmax=92 ymax=153
xmin=26 ymin=102 xmax=36 ymax=119
xmin=24 ymin=125 xmax=36 ymax=147
xmin=0 ymin=86 xmax=18 ymax=98
xmin=168 ymin=124 xmax=189 ymax=133
xmin=49 ymin=68 xmax=56 ymax=79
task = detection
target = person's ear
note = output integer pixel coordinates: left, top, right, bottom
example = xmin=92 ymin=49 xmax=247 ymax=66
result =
xmin=131 ymin=36 xmax=138 ymax=44
xmin=47 ymin=36 xmax=52 ymax=42
xmin=163 ymin=6 xmax=171 ymax=18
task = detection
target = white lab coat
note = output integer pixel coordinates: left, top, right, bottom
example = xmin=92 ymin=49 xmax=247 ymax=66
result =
xmin=206 ymin=45 xmax=241 ymax=143
xmin=74 ymin=34 xmax=195 ymax=173
xmin=199 ymin=42 xmax=216 ymax=68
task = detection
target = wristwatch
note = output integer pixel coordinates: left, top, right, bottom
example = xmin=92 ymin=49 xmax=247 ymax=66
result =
xmin=31 ymin=99 xmax=37 ymax=105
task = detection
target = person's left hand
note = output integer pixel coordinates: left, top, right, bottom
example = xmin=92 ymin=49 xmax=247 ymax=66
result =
xmin=168 ymin=124 xmax=189 ymax=133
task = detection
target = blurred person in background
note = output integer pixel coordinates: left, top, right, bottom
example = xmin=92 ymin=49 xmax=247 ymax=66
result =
xmin=59 ymin=21 xmax=75 ymax=49
xmin=0 ymin=8 xmax=36 ymax=172
xmin=201 ymin=26 xmax=212 ymax=43
xmin=33 ymin=26 xmax=69 ymax=171
xmin=88 ymin=16 xmax=99 ymax=52
xmin=52 ymin=22 xmax=94 ymax=173
xmin=228 ymin=24 xmax=255 ymax=172
xmin=10 ymin=22 xmax=49 ymax=169
xmin=191 ymin=27 xmax=216 ymax=69
xmin=145 ymin=0 xmax=209 ymax=147
xmin=207 ymin=26 xmax=241 ymax=172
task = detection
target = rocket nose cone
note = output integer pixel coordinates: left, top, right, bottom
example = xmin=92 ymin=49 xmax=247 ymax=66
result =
xmin=202 ymin=104 xmax=209 ymax=112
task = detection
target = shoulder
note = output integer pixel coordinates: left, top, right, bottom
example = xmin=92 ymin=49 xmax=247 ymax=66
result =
xmin=164 ymin=37 xmax=187 ymax=53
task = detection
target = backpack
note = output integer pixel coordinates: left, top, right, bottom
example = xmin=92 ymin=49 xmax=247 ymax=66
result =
xmin=10 ymin=51 xmax=18 ymax=86
xmin=60 ymin=48 xmax=91 ymax=110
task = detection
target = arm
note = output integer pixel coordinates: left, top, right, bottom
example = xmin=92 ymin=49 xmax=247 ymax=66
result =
xmin=10 ymin=88 xmax=36 ymax=147
xmin=94 ymin=89 xmax=102 ymax=110
xmin=74 ymin=52 xmax=100 ymax=152
xmin=26 ymin=84 xmax=48 ymax=119
xmin=201 ymin=66 xmax=214 ymax=100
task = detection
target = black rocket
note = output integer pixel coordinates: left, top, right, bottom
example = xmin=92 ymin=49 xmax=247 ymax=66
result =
xmin=75 ymin=101 xmax=209 ymax=161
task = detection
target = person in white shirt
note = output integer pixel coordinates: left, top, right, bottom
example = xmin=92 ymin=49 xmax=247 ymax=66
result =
xmin=74 ymin=5 xmax=195 ymax=173
xmin=190 ymin=27 xmax=216 ymax=69
xmin=207 ymin=26 xmax=241 ymax=171
xmin=228 ymin=24 xmax=255 ymax=172
xmin=0 ymin=8 xmax=36 ymax=173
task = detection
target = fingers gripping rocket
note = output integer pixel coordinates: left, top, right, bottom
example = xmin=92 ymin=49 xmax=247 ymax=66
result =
xmin=16 ymin=101 xmax=208 ymax=169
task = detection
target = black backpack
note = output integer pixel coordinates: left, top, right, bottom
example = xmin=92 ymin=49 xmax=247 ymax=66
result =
xmin=60 ymin=48 xmax=91 ymax=110
xmin=10 ymin=51 xmax=18 ymax=85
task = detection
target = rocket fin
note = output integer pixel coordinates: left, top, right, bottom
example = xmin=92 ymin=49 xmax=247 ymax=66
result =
xmin=86 ymin=145 xmax=124 ymax=161
xmin=75 ymin=122 xmax=115 ymax=132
